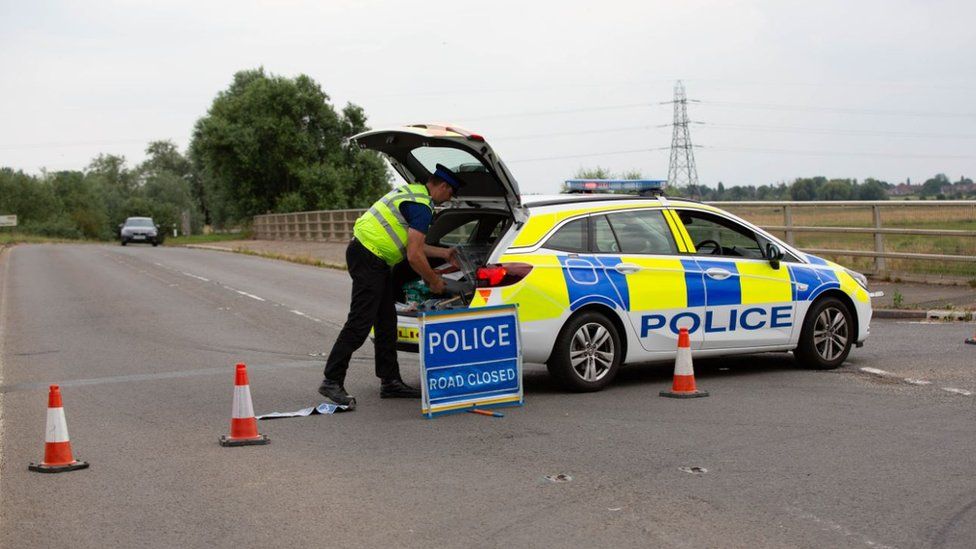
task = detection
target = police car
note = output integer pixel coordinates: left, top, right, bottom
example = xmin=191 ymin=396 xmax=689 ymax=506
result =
xmin=351 ymin=124 xmax=874 ymax=391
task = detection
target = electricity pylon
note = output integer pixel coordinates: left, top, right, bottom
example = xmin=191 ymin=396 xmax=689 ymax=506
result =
xmin=666 ymin=80 xmax=699 ymax=189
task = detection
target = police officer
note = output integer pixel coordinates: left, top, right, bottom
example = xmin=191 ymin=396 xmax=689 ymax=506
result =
xmin=318 ymin=164 xmax=462 ymax=409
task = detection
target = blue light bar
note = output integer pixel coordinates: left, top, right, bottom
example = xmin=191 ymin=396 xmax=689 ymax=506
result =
xmin=564 ymin=179 xmax=666 ymax=193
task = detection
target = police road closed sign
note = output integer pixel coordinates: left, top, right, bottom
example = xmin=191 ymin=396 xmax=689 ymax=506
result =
xmin=0 ymin=215 xmax=16 ymax=227
xmin=419 ymin=305 xmax=523 ymax=418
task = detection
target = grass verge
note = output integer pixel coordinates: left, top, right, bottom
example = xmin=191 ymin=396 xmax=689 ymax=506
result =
xmin=0 ymin=232 xmax=89 ymax=245
xmin=164 ymin=232 xmax=251 ymax=246
xmin=227 ymin=247 xmax=346 ymax=271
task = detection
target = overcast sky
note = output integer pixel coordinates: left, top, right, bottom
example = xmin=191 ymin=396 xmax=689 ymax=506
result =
xmin=2 ymin=0 xmax=974 ymax=194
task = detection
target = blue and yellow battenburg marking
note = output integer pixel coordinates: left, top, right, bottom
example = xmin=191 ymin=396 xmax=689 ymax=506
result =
xmin=542 ymin=255 xmax=849 ymax=338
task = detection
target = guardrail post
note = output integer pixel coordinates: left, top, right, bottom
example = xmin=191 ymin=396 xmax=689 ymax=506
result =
xmin=872 ymin=205 xmax=887 ymax=277
xmin=783 ymin=205 xmax=795 ymax=245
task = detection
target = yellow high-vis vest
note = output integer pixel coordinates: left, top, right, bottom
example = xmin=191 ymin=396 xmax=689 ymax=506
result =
xmin=353 ymin=183 xmax=434 ymax=266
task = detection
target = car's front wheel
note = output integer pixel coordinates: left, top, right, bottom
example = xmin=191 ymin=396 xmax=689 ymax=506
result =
xmin=795 ymin=296 xmax=853 ymax=369
xmin=547 ymin=310 xmax=622 ymax=392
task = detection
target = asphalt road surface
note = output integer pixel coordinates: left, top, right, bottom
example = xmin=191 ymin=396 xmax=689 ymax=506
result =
xmin=1 ymin=244 xmax=975 ymax=549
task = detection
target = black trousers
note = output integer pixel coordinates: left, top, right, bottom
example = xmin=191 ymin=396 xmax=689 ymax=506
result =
xmin=323 ymin=239 xmax=400 ymax=383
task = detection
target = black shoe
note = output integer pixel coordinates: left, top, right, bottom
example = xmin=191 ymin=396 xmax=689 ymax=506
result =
xmin=318 ymin=379 xmax=356 ymax=409
xmin=380 ymin=378 xmax=421 ymax=399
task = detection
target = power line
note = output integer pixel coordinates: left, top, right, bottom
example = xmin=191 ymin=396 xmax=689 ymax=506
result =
xmin=694 ymin=122 xmax=976 ymax=140
xmin=697 ymin=99 xmax=976 ymax=119
xmin=507 ymin=147 xmax=670 ymax=164
xmin=700 ymin=144 xmax=976 ymax=160
xmin=507 ymin=144 xmax=976 ymax=163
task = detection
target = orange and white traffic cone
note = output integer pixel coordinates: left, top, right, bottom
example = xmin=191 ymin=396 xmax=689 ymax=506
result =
xmin=219 ymin=363 xmax=269 ymax=447
xmin=29 ymin=385 xmax=89 ymax=473
xmin=660 ymin=328 xmax=709 ymax=398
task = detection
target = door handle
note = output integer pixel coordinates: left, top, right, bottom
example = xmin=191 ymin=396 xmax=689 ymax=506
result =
xmin=704 ymin=267 xmax=732 ymax=280
xmin=614 ymin=263 xmax=641 ymax=275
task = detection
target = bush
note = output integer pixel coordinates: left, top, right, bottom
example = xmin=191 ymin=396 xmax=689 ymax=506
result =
xmin=21 ymin=218 xmax=84 ymax=239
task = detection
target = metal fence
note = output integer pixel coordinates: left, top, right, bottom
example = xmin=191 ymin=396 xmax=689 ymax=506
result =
xmin=714 ymin=200 xmax=976 ymax=276
xmin=254 ymin=200 xmax=976 ymax=276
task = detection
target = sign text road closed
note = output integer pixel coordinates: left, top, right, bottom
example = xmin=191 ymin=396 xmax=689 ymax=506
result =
xmin=0 ymin=215 xmax=17 ymax=227
xmin=419 ymin=305 xmax=523 ymax=418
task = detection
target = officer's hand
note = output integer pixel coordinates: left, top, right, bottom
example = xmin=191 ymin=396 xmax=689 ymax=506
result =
xmin=429 ymin=276 xmax=446 ymax=295
xmin=446 ymin=247 xmax=461 ymax=269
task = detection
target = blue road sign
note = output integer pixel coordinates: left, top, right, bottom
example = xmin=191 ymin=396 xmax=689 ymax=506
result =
xmin=419 ymin=305 xmax=523 ymax=418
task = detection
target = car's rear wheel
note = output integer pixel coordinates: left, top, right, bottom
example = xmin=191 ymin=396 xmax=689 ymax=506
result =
xmin=795 ymin=296 xmax=853 ymax=369
xmin=547 ymin=310 xmax=621 ymax=392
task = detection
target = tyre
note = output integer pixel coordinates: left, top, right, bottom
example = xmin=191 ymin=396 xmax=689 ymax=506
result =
xmin=121 ymin=240 xmax=127 ymax=246
xmin=152 ymin=240 xmax=158 ymax=247
xmin=794 ymin=296 xmax=854 ymax=369
xmin=547 ymin=310 xmax=622 ymax=392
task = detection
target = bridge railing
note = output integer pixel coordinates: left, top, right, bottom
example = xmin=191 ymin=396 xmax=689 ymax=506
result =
xmin=254 ymin=200 xmax=976 ymax=277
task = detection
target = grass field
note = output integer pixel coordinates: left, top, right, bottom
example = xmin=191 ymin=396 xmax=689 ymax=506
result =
xmin=719 ymin=203 xmax=976 ymax=279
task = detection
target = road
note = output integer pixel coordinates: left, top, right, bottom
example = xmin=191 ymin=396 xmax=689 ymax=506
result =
xmin=1 ymin=244 xmax=975 ymax=548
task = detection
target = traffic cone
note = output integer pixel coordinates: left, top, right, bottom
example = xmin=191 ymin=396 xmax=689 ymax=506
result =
xmin=28 ymin=385 xmax=89 ymax=473
xmin=219 ymin=363 xmax=269 ymax=447
xmin=660 ymin=328 xmax=709 ymax=398
xmin=966 ymin=325 xmax=976 ymax=345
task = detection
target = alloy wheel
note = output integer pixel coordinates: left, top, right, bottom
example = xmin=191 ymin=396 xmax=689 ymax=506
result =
xmin=569 ymin=322 xmax=615 ymax=382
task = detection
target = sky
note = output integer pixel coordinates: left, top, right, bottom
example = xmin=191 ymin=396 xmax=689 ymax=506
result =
xmin=1 ymin=0 xmax=974 ymax=195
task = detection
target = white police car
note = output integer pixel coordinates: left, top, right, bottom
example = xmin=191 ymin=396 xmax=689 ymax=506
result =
xmin=351 ymin=124 xmax=874 ymax=391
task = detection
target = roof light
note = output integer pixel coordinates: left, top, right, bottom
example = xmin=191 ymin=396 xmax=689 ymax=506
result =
xmin=564 ymin=179 xmax=666 ymax=196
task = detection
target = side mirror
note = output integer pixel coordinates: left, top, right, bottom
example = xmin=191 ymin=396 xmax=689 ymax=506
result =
xmin=765 ymin=242 xmax=784 ymax=270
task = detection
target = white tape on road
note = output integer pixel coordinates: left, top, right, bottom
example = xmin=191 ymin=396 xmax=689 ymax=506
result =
xmin=257 ymin=402 xmax=350 ymax=419
xmin=942 ymin=387 xmax=973 ymax=396
xmin=860 ymin=367 xmax=894 ymax=377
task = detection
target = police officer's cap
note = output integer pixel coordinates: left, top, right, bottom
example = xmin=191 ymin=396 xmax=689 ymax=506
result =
xmin=433 ymin=164 xmax=464 ymax=191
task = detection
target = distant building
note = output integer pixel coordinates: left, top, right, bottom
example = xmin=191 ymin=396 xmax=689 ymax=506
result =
xmin=887 ymin=183 xmax=919 ymax=196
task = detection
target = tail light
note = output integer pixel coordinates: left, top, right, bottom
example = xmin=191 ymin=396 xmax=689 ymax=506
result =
xmin=476 ymin=263 xmax=533 ymax=288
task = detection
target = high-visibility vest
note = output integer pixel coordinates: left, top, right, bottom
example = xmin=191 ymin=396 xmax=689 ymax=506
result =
xmin=353 ymin=183 xmax=434 ymax=266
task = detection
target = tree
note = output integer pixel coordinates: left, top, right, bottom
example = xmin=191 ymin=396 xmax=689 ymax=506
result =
xmin=574 ymin=166 xmax=614 ymax=179
xmin=790 ymin=178 xmax=819 ymax=201
xmin=857 ymin=179 xmax=889 ymax=200
xmin=818 ymin=179 xmax=853 ymax=200
xmin=190 ymin=68 xmax=388 ymax=225
xmin=920 ymin=173 xmax=950 ymax=197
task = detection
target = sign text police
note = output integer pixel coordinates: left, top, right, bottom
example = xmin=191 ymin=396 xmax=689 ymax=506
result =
xmin=419 ymin=305 xmax=523 ymax=418
xmin=641 ymin=305 xmax=793 ymax=336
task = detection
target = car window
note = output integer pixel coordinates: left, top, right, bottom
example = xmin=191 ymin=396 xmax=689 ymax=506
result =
xmin=125 ymin=219 xmax=154 ymax=227
xmin=605 ymin=210 xmax=677 ymax=254
xmin=410 ymin=147 xmax=486 ymax=174
xmin=545 ymin=218 xmax=588 ymax=253
xmin=593 ymin=215 xmax=619 ymax=253
xmin=439 ymin=219 xmax=478 ymax=245
xmin=678 ymin=210 xmax=764 ymax=259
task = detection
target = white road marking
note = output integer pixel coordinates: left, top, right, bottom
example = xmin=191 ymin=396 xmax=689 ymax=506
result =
xmin=290 ymin=310 xmax=322 ymax=322
xmin=942 ymin=387 xmax=973 ymax=396
xmin=153 ymin=262 xmax=163 ymax=267
xmin=235 ymin=290 xmax=266 ymax=302
xmin=904 ymin=378 xmax=932 ymax=385
xmin=860 ymin=367 xmax=894 ymax=377
xmin=785 ymin=505 xmax=893 ymax=549
xmin=181 ymin=272 xmax=210 ymax=282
